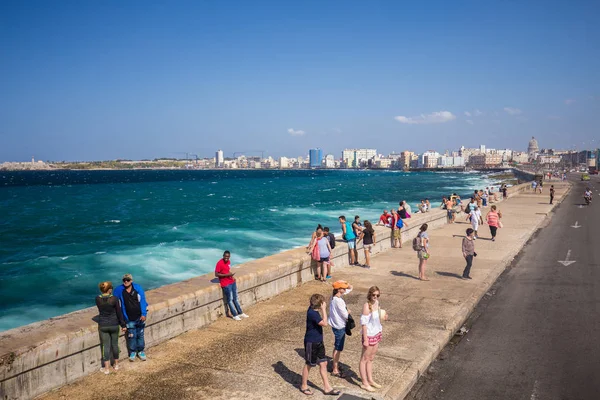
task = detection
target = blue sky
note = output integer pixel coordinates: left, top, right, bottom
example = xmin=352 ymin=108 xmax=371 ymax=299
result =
xmin=1 ymin=0 xmax=599 ymax=161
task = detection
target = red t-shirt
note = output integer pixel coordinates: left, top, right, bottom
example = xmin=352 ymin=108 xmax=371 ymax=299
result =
xmin=379 ymin=214 xmax=389 ymax=224
xmin=215 ymin=259 xmax=235 ymax=288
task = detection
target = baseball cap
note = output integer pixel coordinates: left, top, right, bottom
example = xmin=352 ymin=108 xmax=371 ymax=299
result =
xmin=333 ymin=281 xmax=349 ymax=290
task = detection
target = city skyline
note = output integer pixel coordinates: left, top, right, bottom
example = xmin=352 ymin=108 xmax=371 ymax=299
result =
xmin=1 ymin=1 xmax=599 ymax=162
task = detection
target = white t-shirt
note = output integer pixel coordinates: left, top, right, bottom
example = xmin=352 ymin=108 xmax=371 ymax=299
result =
xmin=328 ymin=288 xmax=352 ymax=329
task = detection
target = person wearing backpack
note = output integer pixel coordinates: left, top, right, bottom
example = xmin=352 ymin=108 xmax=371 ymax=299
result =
xmin=323 ymin=227 xmax=336 ymax=250
xmin=391 ymin=209 xmax=404 ymax=248
xmin=309 ymin=229 xmax=332 ymax=282
xmin=413 ymin=224 xmax=430 ymax=281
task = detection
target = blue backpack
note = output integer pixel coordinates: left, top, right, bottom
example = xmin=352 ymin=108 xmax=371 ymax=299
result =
xmin=396 ymin=218 xmax=404 ymax=229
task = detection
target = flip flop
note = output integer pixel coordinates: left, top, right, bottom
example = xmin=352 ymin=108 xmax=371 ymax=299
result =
xmin=300 ymin=388 xmax=314 ymax=396
xmin=324 ymin=389 xmax=341 ymax=396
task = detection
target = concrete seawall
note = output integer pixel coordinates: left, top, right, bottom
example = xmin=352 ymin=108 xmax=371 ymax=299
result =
xmin=0 ymin=182 xmax=531 ymax=400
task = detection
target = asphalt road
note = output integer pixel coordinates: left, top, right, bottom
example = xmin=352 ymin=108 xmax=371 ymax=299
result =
xmin=406 ymin=175 xmax=600 ymax=400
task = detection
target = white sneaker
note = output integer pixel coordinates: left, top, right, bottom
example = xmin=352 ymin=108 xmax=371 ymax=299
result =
xmin=113 ymin=365 xmax=119 ymax=371
xmin=232 ymin=316 xmax=242 ymax=321
xmin=239 ymin=313 xmax=249 ymax=318
xmin=100 ymin=367 xmax=110 ymax=375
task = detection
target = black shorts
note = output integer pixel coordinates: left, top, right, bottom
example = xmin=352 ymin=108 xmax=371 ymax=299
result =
xmin=304 ymin=341 xmax=326 ymax=367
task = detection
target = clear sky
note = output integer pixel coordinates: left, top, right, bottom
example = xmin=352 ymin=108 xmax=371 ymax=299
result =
xmin=1 ymin=0 xmax=599 ymax=161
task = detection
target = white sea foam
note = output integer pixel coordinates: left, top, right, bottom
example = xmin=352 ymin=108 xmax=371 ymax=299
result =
xmin=105 ymin=220 xmax=120 ymax=223
xmin=207 ymin=193 xmax=215 ymax=196
xmin=94 ymin=251 xmax=106 ymax=255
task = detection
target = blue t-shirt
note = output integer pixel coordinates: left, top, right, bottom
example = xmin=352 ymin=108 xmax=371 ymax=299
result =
xmin=304 ymin=307 xmax=323 ymax=343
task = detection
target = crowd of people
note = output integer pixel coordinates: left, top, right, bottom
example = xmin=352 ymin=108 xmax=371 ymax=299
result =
xmin=93 ymin=183 xmax=512 ymax=396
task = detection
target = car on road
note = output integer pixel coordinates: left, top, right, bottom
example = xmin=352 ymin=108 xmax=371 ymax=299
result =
xmin=581 ymin=173 xmax=590 ymax=181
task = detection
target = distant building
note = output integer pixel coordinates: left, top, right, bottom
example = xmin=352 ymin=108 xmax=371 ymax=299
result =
xmin=216 ymin=149 xmax=224 ymax=167
xmin=341 ymin=148 xmax=377 ymax=168
xmin=309 ymin=148 xmax=323 ymax=168
xmin=438 ymin=156 xmax=465 ymax=167
xmin=527 ymin=137 xmax=539 ymax=161
xmin=421 ymin=151 xmax=440 ymax=168
xmin=468 ymin=153 xmax=503 ymax=168
xmin=323 ymin=154 xmax=335 ymax=168
xmin=399 ymin=151 xmax=415 ymax=170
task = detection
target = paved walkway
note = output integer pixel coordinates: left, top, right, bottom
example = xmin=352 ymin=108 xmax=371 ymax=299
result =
xmin=41 ymin=182 xmax=570 ymax=400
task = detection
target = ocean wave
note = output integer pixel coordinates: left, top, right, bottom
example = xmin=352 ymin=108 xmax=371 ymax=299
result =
xmin=105 ymin=220 xmax=121 ymax=223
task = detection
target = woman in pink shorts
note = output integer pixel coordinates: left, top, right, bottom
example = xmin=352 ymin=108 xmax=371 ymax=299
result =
xmin=359 ymin=286 xmax=387 ymax=392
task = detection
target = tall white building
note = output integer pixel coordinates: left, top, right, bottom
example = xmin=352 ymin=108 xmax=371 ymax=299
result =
xmin=216 ymin=149 xmax=224 ymax=167
xmin=342 ymin=148 xmax=377 ymax=168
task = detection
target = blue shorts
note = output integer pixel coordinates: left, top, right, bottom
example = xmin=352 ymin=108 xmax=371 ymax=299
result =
xmin=347 ymin=239 xmax=356 ymax=249
xmin=332 ymin=327 xmax=346 ymax=351
xmin=319 ymin=257 xmax=330 ymax=262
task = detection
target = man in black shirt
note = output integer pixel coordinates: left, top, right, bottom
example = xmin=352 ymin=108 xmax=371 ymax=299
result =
xmin=113 ymin=273 xmax=149 ymax=362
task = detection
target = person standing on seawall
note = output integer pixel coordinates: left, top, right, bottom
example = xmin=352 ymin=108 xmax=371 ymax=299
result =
xmin=214 ymin=251 xmax=249 ymax=321
xmin=328 ymin=281 xmax=353 ymax=378
xmin=415 ymin=224 xmax=430 ymax=281
xmin=339 ymin=215 xmax=358 ymax=266
xmin=462 ymin=228 xmax=476 ymax=279
xmin=96 ymin=281 xmax=127 ymax=374
xmin=550 ymin=185 xmax=555 ymax=204
xmin=357 ymin=220 xmax=376 ymax=269
xmin=299 ymin=294 xmax=341 ymax=396
xmin=486 ymin=205 xmax=501 ymax=242
xmin=359 ymin=286 xmax=387 ymax=392
xmin=113 ymin=274 xmax=149 ymax=362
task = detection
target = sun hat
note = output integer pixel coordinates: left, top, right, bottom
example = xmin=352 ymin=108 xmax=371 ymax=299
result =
xmin=333 ymin=281 xmax=349 ymax=290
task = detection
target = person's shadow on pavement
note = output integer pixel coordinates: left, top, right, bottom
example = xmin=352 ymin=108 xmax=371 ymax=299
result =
xmin=436 ymin=271 xmax=463 ymax=279
xmin=390 ymin=270 xmax=420 ymax=280
xmin=272 ymin=360 xmax=320 ymax=392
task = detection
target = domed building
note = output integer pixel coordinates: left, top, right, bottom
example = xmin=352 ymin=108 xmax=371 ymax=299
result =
xmin=527 ymin=136 xmax=539 ymax=161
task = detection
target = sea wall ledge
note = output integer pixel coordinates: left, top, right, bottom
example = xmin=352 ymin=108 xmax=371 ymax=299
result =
xmin=0 ymin=182 xmax=531 ymax=400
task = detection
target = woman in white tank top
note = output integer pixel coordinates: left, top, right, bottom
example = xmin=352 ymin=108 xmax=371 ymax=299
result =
xmin=359 ymin=286 xmax=387 ymax=392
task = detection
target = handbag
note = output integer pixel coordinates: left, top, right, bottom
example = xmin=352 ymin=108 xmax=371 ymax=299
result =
xmin=345 ymin=314 xmax=355 ymax=336
xmin=311 ymin=239 xmax=320 ymax=261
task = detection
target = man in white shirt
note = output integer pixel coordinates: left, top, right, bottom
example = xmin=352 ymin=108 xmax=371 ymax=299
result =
xmin=328 ymin=281 xmax=353 ymax=377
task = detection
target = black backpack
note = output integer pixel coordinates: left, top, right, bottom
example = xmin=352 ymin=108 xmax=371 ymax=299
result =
xmin=328 ymin=233 xmax=336 ymax=249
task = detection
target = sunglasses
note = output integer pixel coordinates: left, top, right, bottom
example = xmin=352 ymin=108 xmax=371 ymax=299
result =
xmin=123 ymin=278 xmax=132 ymax=282
xmin=373 ymin=294 xmax=380 ymax=298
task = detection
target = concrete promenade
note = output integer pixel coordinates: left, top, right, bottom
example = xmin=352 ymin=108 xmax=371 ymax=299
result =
xmin=37 ymin=181 xmax=570 ymax=400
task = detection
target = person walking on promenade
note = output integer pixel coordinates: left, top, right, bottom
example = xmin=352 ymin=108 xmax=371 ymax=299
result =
xmin=469 ymin=205 xmax=483 ymax=239
xmin=309 ymin=228 xmax=333 ymax=281
xmin=390 ymin=209 xmax=403 ymax=248
xmin=300 ymin=294 xmax=340 ymax=396
xmin=462 ymin=228 xmax=476 ymax=279
xmin=444 ymin=197 xmax=454 ymax=223
xmin=95 ymin=281 xmax=127 ymax=374
xmin=359 ymin=286 xmax=387 ymax=392
xmin=357 ymin=220 xmax=376 ymax=269
xmin=113 ymin=274 xmax=149 ymax=362
xmin=339 ymin=216 xmax=358 ymax=266
xmin=538 ymin=180 xmax=543 ymax=194
xmin=328 ymin=281 xmax=353 ymax=378
xmin=550 ymin=185 xmax=555 ymax=204
xmin=501 ymin=184 xmax=508 ymax=199
xmin=486 ymin=205 xmax=501 ymax=241
xmin=414 ymin=224 xmax=430 ymax=281
xmin=214 ymin=251 xmax=249 ymax=321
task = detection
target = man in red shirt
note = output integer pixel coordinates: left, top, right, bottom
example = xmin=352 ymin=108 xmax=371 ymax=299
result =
xmin=215 ymin=251 xmax=249 ymax=321
xmin=377 ymin=210 xmax=391 ymax=227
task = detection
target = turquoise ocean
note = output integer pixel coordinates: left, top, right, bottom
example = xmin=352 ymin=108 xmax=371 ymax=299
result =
xmin=0 ymin=169 xmax=497 ymax=331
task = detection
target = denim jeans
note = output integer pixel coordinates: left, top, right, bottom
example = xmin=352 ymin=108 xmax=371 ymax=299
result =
xmin=222 ymin=281 xmax=243 ymax=317
xmin=463 ymin=255 xmax=474 ymax=278
xmin=126 ymin=319 xmax=145 ymax=353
